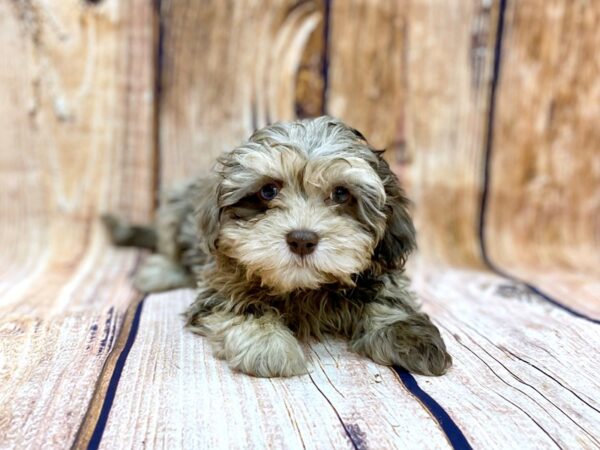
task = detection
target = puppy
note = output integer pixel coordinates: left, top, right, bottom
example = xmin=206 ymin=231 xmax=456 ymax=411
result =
xmin=103 ymin=116 xmax=451 ymax=378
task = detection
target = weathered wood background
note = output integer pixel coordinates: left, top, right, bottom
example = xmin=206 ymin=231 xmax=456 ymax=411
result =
xmin=1 ymin=1 xmax=598 ymax=449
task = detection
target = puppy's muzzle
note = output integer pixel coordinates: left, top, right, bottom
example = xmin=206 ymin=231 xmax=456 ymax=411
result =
xmin=286 ymin=230 xmax=319 ymax=256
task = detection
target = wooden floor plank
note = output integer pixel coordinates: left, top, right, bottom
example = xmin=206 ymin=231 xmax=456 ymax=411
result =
xmin=93 ymin=265 xmax=600 ymax=449
xmin=0 ymin=248 xmax=143 ymax=449
xmin=411 ymin=264 xmax=600 ymax=449
xmin=97 ymin=290 xmax=452 ymax=450
xmin=306 ymin=341 xmax=451 ymax=449
xmin=493 ymin=267 xmax=600 ymax=321
xmin=97 ymin=290 xmax=348 ymax=449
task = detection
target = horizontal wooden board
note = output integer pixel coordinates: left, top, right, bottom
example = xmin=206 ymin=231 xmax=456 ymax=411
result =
xmin=0 ymin=250 xmax=143 ymax=449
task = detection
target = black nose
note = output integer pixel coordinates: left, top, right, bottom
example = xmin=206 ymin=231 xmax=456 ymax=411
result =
xmin=286 ymin=230 xmax=319 ymax=256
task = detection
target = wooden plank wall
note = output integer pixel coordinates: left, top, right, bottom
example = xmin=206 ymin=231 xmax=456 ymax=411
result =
xmin=485 ymin=1 xmax=600 ymax=317
xmin=488 ymin=1 xmax=600 ymax=271
xmin=158 ymin=0 xmax=324 ymax=183
xmin=0 ymin=0 xmax=156 ymax=447
xmin=406 ymin=0 xmax=497 ymax=266
xmin=1 ymin=0 xmax=599 ymax=448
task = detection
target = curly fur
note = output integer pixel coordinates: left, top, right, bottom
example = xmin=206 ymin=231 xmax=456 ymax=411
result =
xmin=103 ymin=116 xmax=452 ymax=377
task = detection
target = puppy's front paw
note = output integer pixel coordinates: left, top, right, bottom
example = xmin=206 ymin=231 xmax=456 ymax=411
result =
xmin=222 ymin=317 xmax=308 ymax=378
xmin=352 ymin=312 xmax=452 ymax=376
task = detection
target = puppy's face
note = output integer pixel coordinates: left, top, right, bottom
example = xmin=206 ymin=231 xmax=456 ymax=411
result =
xmin=197 ymin=117 xmax=415 ymax=293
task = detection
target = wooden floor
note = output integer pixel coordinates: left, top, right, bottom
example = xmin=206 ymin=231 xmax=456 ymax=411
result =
xmin=83 ymin=265 xmax=600 ymax=450
xmin=4 ymin=251 xmax=597 ymax=450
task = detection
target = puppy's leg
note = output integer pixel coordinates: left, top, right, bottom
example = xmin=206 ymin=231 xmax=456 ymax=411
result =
xmin=133 ymin=254 xmax=194 ymax=292
xmin=188 ymin=312 xmax=307 ymax=378
xmin=350 ymin=298 xmax=452 ymax=376
xmin=102 ymin=214 xmax=192 ymax=292
xmin=101 ymin=214 xmax=157 ymax=250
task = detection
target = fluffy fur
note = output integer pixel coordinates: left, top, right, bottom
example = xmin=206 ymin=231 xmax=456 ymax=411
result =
xmin=104 ymin=116 xmax=451 ymax=378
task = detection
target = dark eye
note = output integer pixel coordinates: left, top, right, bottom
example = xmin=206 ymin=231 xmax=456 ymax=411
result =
xmin=258 ymin=183 xmax=279 ymax=201
xmin=331 ymin=186 xmax=351 ymax=204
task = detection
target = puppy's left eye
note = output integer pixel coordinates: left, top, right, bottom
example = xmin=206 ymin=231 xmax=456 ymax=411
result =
xmin=258 ymin=183 xmax=279 ymax=201
xmin=331 ymin=186 xmax=351 ymax=204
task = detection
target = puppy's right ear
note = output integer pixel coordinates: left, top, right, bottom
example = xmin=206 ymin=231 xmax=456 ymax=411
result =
xmin=194 ymin=175 xmax=221 ymax=254
xmin=371 ymin=156 xmax=416 ymax=272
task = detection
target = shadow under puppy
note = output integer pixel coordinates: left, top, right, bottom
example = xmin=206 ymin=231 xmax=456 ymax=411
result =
xmin=103 ymin=116 xmax=452 ymax=378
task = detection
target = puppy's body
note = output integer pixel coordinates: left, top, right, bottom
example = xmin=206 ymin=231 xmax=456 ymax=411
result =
xmin=105 ymin=117 xmax=451 ymax=377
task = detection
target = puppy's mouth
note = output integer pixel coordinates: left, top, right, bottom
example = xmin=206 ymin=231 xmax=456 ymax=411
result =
xmin=289 ymin=252 xmax=315 ymax=265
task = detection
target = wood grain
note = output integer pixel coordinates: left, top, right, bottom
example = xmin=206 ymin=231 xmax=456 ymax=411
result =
xmin=485 ymin=0 xmax=600 ymax=285
xmin=92 ymin=266 xmax=600 ymax=449
xmin=0 ymin=0 xmax=155 ymax=447
xmin=404 ymin=0 xmax=499 ymax=266
xmin=293 ymin=0 xmax=326 ymax=119
xmin=1 ymin=0 xmax=598 ymax=448
xmin=510 ymin=269 xmax=600 ymax=320
xmin=158 ymin=0 xmax=324 ymax=183
xmin=97 ymin=290 xmax=451 ymax=450
xmin=327 ymin=0 xmax=407 ymax=164
xmin=410 ymin=262 xmax=600 ymax=449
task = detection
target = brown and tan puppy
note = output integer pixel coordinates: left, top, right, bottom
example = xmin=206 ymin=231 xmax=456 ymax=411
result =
xmin=103 ymin=116 xmax=451 ymax=378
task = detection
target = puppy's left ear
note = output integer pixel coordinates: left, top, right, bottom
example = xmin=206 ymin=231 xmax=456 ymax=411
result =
xmin=372 ymin=157 xmax=416 ymax=271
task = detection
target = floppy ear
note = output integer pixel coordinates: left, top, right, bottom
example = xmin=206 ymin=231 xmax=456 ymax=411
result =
xmin=194 ymin=175 xmax=221 ymax=254
xmin=372 ymin=157 xmax=416 ymax=271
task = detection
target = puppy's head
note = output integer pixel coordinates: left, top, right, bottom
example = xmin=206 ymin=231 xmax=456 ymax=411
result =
xmin=197 ymin=116 xmax=415 ymax=293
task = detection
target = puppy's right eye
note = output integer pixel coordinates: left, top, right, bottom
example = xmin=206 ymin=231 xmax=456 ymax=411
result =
xmin=258 ymin=183 xmax=279 ymax=201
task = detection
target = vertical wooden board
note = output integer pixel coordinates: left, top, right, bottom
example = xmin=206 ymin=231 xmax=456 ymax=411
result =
xmin=98 ymin=290 xmax=451 ymax=449
xmin=0 ymin=0 xmax=156 ymax=309
xmin=293 ymin=0 xmax=326 ymax=119
xmin=159 ymin=0 xmax=324 ymax=183
xmin=404 ymin=0 xmax=498 ymax=265
xmin=410 ymin=263 xmax=600 ymax=449
xmin=327 ymin=0 xmax=407 ymax=161
xmin=0 ymin=0 xmax=155 ymax=447
xmin=486 ymin=0 xmax=600 ymax=273
xmin=0 ymin=0 xmax=45 ymax=306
